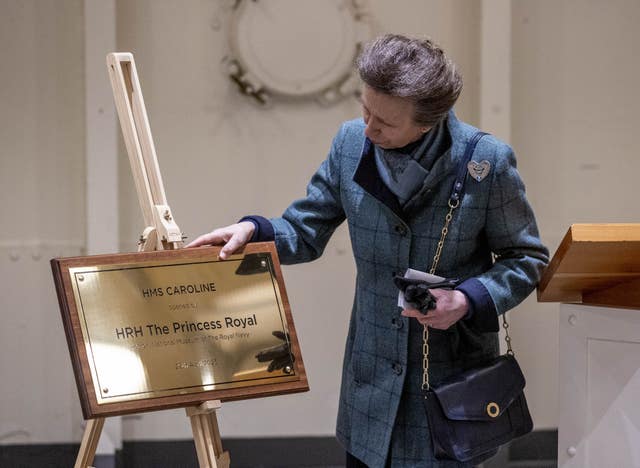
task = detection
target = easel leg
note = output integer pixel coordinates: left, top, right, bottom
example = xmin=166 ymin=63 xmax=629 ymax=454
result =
xmin=74 ymin=417 xmax=105 ymax=468
xmin=186 ymin=401 xmax=230 ymax=468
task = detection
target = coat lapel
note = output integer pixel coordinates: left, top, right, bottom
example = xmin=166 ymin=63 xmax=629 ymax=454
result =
xmin=353 ymin=138 xmax=404 ymax=219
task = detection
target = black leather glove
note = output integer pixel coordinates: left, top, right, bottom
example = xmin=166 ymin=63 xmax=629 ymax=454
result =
xmin=393 ymin=276 xmax=460 ymax=315
xmin=255 ymin=330 xmax=294 ymax=372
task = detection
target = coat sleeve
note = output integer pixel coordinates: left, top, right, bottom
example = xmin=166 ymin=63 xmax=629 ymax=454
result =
xmin=267 ymin=124 xmax=348 ymax=264
xmin=458 ymin=140 xmax=549 ymax=322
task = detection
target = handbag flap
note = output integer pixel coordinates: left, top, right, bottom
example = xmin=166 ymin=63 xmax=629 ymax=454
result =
xmin=430 ymin=354 xmax=525 ymax=421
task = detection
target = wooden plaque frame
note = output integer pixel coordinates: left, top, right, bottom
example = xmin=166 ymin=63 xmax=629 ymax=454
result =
xmin=51 ymin=242 xmax=308 ymax=419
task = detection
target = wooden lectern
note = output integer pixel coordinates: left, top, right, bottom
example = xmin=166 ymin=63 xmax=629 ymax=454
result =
xmin=538 ymin=223 xmax=640 ymax=467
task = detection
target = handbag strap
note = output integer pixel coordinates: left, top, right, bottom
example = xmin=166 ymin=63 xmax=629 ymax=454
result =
xmin=422 ymin=131 xmax=514 ymax=391
xmin=428 ymin=131 xmax=487 ymax=275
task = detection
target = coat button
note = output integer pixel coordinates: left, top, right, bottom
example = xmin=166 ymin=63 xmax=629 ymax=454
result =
xmin=391 ymin=317 xmax=403 ymax=329
xmin=392 ymin=362 xmax=403 ymax=375
xmin=394 ymin=224 xmax=407 ymax=236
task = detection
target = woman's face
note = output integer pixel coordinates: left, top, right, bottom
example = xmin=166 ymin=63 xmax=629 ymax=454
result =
xmin=361 ymin=85 xmax=428 ymax=149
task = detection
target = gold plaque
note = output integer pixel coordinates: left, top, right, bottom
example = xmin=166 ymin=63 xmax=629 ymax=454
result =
xmin=51 ymin=243 xmax=308 ymax=418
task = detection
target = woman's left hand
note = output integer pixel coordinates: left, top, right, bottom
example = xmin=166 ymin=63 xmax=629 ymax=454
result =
xmin=401 ymin=289 xmax=469 ymax=329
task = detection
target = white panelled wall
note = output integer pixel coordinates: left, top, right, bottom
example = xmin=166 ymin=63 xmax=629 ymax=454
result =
xmin=0 ymin=0 xmax=86 ymax=444
xmin=2 ymin=0 xmax=640 ymax=450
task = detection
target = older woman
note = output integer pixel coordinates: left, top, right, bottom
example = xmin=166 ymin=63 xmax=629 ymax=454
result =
xmin=188 ymin=34 xmax=548 ymax=467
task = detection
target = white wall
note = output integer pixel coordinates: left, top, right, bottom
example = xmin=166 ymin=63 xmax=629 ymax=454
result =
xmin=3 ymin=0 xmax=640 ymax=447
xmin=0 ymin=0 xmax=86 ymax=444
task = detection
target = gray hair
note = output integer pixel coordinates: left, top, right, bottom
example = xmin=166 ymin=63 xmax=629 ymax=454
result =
xmin=356 ymin=34 xmax=463 ymax=127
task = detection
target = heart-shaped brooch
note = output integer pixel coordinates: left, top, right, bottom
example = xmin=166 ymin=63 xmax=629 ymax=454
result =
xmin=467 ymin=160 xmax=491 ymax=182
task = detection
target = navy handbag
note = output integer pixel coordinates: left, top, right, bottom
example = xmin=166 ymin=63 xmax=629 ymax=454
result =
xmin=423 ymin=354 xmax=533 ymax=464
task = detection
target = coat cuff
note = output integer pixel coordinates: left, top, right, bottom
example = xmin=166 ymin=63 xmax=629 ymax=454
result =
xmin=238 ymin=215 xmax=275 ymax=243
xmin=456 ymin=278 xmax=499 ymax=332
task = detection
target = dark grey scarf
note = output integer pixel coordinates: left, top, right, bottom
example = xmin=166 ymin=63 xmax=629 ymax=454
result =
xmin=374 ymin=119 xmax=448 ymax=205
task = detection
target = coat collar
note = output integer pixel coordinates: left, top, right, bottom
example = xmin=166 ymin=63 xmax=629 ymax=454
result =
xmin=353 ymin=110 xmax=477 ymax=217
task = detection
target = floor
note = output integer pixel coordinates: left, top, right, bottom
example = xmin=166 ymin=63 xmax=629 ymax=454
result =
xmin=0 ymin=432 xmax=558 ymax=467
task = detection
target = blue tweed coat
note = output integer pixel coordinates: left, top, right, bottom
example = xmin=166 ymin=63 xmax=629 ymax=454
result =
xmin=249 ymin=111 xmax=548 ymax=467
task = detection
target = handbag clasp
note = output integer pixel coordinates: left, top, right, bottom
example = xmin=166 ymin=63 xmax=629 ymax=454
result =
xmin=486 ymin=402 xmax=500 ymax=418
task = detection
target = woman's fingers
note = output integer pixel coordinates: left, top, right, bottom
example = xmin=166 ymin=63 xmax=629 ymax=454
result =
xmin=400 ymin=306 xmax=444 ymax=329
xmin=185 ymin=222 xmax=255 ymax=260
xmin=219 ymin=231 xmax=249 ymax=259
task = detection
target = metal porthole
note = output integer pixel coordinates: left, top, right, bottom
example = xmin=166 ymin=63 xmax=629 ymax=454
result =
xmin=225 ymin=0 xmax=374 ymax=106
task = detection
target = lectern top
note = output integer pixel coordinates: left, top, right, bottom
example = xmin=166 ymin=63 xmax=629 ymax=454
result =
xmin=564 ymin=223 xmax=640 ymax=242
xmin=537 ymin=223 xmax=640 ymax=308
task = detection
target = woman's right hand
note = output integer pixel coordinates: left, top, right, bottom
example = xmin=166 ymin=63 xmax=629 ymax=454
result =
xmin=185 ymin=221 xmax=255 ymax=259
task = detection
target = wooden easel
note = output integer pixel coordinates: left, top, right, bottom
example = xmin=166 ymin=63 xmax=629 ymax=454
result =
xmin=73 ymin=53 xmax=230 ymax=468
